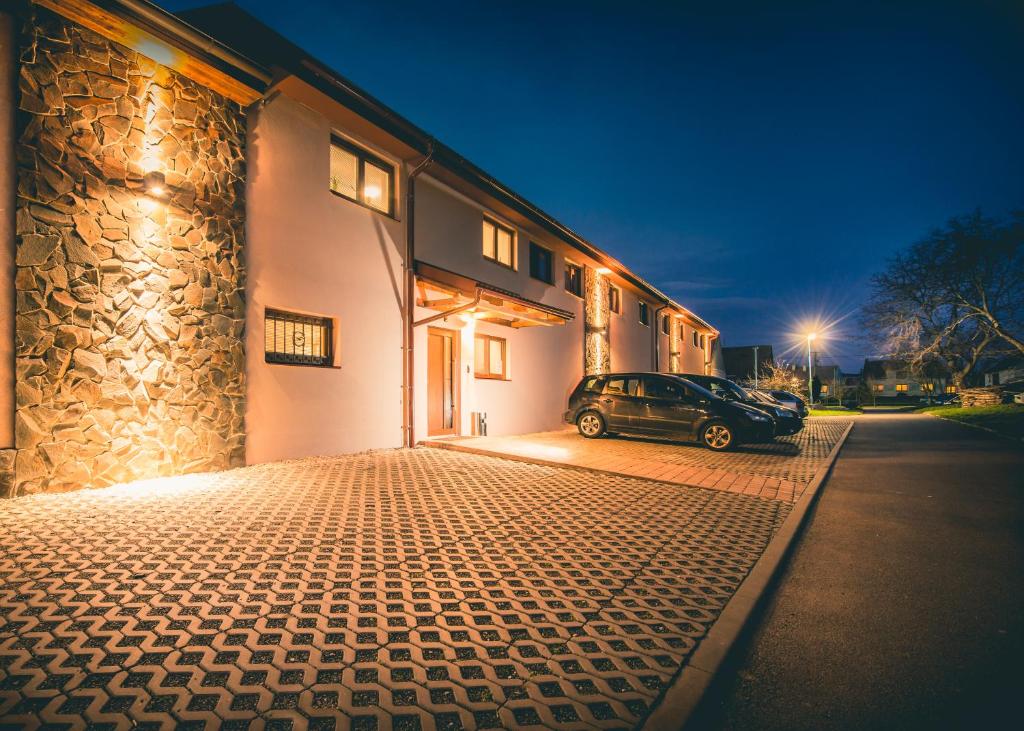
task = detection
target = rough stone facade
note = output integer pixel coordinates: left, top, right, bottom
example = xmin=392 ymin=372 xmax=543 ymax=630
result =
xmin=10 ymin=8 xmax=246 ymax=496
xmin=584 ymin=266 xmax=610 ymax=375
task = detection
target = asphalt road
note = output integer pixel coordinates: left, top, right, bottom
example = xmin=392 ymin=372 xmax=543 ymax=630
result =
xmin=694 ymin=414 xmax=1024 ymax=730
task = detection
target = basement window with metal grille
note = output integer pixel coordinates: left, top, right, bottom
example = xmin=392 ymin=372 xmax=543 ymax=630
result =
xmin=264 ymin=309 xmax=334 ymax=367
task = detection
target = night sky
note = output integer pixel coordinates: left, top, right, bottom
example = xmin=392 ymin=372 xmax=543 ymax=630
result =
xmin=165 ymin=0 xmax=1024 ymax=372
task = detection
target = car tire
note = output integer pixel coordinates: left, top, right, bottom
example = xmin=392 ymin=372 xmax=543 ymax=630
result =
xmin=577 ymin=411 xmax=606 ymax=439
xmin=701 ymin=421 xmax=735 ymax=451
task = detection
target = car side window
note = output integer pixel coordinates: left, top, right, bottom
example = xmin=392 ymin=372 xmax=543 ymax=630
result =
xmin=643 ymin=377 xmax=684 ymax=400
xmin=604 ymin=376 xmax=639 ymax=397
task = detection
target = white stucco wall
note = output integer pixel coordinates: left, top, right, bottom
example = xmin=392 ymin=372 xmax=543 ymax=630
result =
xmin=244 ymin=95 xmax=406 ymax=463
xmin=610 ymin=289 xmax=654 ymax=373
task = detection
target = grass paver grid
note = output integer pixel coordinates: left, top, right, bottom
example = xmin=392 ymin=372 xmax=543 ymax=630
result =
xmin=1 ymin=448 xmax=793 ymax=730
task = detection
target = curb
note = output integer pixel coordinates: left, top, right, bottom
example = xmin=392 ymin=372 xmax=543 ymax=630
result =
xmin=641 ymin=420 xmax=856 ymax=731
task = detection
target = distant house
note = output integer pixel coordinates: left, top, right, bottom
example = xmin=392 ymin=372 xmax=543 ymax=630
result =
xmin=861 ymin=359 xmax=955 ymax=401
xmin=722 ymin=345 xmax=774 ymax=382
xmin=982 ymin=357 xmax=1024 ymax=387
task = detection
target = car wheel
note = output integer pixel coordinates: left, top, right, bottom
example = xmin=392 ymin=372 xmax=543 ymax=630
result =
xmin=577 ymin=411 xmax=606 ymax=439
xmin=701 ymin=421 xmax=734 ymax=451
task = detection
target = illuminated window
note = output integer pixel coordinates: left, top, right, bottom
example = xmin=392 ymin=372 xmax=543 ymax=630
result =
xmin=264 ymin=308 xmax=333 ymax=367
xmin=474 ymin=333 xmax=507 ymax=379
xmin=895 ymin=383 xmax=909 ymax=392
xmin=483 ymin=218 xmax=515 ymax=268
xmin=565 ymin=261 xmax=583 ymax=297
xmin=945 ymin=385 xmax=957 ymax=393
xmin=529 ymin=242 xmax=553 ymax=284
xmin=638 ymin=301 xmax=650 ymax=326
xmin=329 ymin=136 xmax=394 ymax=215
xmin=875 ymin=384 xmax=884 ymax=392
xmin=820 ymin=384 xmax=829 ymax=394
xmin=921 ymin=383 xmax=934 ymax=392
xmin=608 ymin=285 xmax=621 ymax=314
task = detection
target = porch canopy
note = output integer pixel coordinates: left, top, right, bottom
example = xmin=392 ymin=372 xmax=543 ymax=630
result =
xmin=415 ymin=262 xmax=575 ymax=328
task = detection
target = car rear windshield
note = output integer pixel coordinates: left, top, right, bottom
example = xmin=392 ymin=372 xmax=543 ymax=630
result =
xmin=573 ymin=375 xmax=605 ymax=397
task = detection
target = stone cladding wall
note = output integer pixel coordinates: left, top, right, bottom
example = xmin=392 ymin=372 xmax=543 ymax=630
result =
xmin=9 ymin=8 xmax=246 ymax=495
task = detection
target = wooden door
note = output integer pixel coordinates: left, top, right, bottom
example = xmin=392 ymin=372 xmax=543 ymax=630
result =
xmin=427 ymin=328 xmax=458 ymax=436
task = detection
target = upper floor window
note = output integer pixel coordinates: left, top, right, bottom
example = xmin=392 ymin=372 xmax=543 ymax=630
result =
xmin=608 ymin=285 xmax=621 ymax=314
xmin=529 ymin=242 xmax=553 ymax=284
xmin=692 ymin=330 xmax=699 ymax=347
xmin=482 ymin=218 xmax=515 ymax=268
xmin=638 ymin=301 xmax=650 ymax=326
xmin=565 ymin=262 xmax=583 ymax=297
xmin=661 ymin=314 xmax=670 ymax=335
xmin=329 ymin=136 xmax=394 ymax=215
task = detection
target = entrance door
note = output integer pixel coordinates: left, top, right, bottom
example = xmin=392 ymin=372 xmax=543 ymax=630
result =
xmin=427 ymin=328 xmax=459 ymax=436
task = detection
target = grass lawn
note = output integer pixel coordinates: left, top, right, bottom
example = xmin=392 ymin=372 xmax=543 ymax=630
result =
xmin=809 ymin=407 xmax=864 ymax=416
xmin=918 ymin=403 xmax=1024 ymax=440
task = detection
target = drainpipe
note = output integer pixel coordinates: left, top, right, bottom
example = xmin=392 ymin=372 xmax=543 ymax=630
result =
xmin=404 ymin=144 xmax=434 ymax=448
xmin=652 ymin=303 xmax=669 ymax=372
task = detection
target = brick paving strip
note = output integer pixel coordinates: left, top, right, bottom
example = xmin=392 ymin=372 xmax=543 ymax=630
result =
xmin=0 ymin=421 xmax=853 ymax=730
xmin=422 ymin=419 xmax=852 ymax=502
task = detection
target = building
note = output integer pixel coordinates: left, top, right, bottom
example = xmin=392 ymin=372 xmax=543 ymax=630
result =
xmin=0 ymin=0 xmax=723 ymax=496
xmin=861 ymin=359 xmax=955 ymax=402
xmin=722 ymin=344 xmax=774 ymax=382
xmin=982 ymin=356 xmax=1024 ymax=388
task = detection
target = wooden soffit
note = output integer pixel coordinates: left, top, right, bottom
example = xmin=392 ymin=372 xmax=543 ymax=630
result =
xmin=34 ymin=0 xmax=266 ymax=105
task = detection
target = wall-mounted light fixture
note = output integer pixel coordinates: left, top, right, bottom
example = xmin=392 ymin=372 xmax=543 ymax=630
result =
xmin=144 ymin=170 xmax=167 ymax=198
xmin=595 ymin=267 xmax=612 ymax=275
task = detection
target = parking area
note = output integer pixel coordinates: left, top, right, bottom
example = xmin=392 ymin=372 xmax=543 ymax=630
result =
xmin=424 ymin=418 xmax=852 ymax=502
xmin=0 ymin=438 xmax=832 ymax=730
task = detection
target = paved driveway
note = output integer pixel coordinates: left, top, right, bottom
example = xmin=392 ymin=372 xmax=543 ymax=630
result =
xmin=0 ymin=444 xmax=813 ymax=730
xmin=425 ymin=419 xmax=851 ymax=502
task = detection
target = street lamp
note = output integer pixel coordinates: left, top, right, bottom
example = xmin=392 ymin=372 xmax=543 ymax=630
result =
xmin=806 ymin=333 xmax=816 ymax=406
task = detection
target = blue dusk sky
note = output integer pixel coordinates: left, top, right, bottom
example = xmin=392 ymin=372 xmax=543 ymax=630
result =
xmin=165 ymin=0 xmax=1024 ymax=372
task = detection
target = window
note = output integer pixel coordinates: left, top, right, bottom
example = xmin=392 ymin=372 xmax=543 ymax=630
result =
xmin=692 ymin=330 xmax=699 ymax=347
xmin=895 ymin=383 xmax=909 ymax=392
xmin=638 ymin=301 xmax=650 ymax=326
xmin=608 ymin=285 xmax=621 ymax=314
xmin=474 ymin=333 xmax=507 ymax=379
xmin=577 ymin=375 xmax=605 ymax=393
xmin=661 ymin=315 xmax=670 ymax=335
xmin=264 ymin=308 xmax=333 ymax=366
xmin=603 ymin=376 xmax=639 ymax=397
xmin=875 ymin=384 xmax=884 ymax=392
xmin=565 ymin=261 xmax=583 ymax=297
xmin=329 ymin=137 xmax=394 ymax=215
xmin=483 ymin=218 xmax=515 ymax=268
xmin=678 ymin=323 xmax=685 ymax=340
xmin=820 ymin=384 xmax=829 ymax=394
xmin=529 ymin=242 xmax=553 ymax=283
xmin=945 ymin=385 xmax=957 ymax=393
xmin=643 ymin=376 xmax=687 ymax=401
xmin=921 ymin=383 xmax=934 ymax=392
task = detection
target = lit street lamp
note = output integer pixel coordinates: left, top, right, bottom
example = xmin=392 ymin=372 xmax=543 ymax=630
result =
xmin=806 ymin=333 xmax=816 ymax=406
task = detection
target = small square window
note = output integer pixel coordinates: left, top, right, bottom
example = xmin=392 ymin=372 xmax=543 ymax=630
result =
xmin=483 ymin=218 xmax=515 ymax=268
xmin=608 ymin=285 xmax=621 ymax=314
xmin=895 ymin=383 xmax=909 ymax=392
xmin=945 ymin=385 xmax=957 ymax=394
xmin=474 ymin=334 xmax=507 ymax=379
xmin=565 ymin=262 xmax=583 ymax=297
xmin=330 ymin=137 xmax=394 ymax=215
xmin=529 ymin=243 xmax=553 ymax=284
xmin=265 ymin=309 xmax=333 ymax=367
xmin=638 ymin=301 xmax=650 ymax=326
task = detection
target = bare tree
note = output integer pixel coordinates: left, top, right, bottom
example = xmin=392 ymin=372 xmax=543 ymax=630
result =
xmin=863 ymin=209 xmax=1022 ymax=386
xmin=750 ymin=362 xmax=808 ymax=400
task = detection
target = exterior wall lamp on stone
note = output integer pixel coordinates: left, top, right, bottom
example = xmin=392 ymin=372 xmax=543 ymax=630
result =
xmin=143 ymin=170 xmax=167 ymax=198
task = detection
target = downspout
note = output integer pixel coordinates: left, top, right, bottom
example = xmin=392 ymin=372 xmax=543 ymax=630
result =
xmin=404 ymin=144 xmax=434 ymax=448
xmin=652 ymin=304 xmax=669 ymax=372
xmin=0 ymin=9 xmax=15 ymax=453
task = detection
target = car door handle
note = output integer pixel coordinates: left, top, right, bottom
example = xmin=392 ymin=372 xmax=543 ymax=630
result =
xmin=600 ymin=398 xmax=612 ymax=404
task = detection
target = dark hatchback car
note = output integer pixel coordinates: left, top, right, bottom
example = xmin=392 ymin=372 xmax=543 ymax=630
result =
xmin=681 ymin=374 xmax=805 ymax=436
xmin=563 ymin=372 xmax=775 ymax=451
